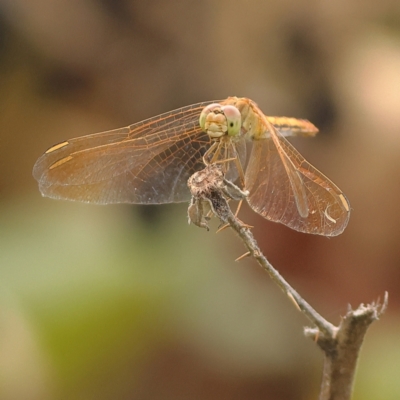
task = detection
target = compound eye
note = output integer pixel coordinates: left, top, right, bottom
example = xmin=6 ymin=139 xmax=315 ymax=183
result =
xmin=221 ymin=105 xmax=241 ymax=137
xmin=199 ymin=103 xmax=222 ymax=131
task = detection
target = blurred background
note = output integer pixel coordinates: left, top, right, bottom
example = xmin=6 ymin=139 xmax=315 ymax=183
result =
xmin=1 ymin=1 xmax=400 ymax=399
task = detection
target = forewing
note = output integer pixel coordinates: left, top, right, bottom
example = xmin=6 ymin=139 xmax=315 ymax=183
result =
xmin=33 ymin=102 xmax=216 ymax=204
xmin=244 ymin=129 xmax=350 ymax=236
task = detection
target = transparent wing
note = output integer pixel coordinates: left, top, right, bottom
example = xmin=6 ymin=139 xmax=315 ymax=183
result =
xmin=244 ymin=123 xmax=350 ymax=236
xmin=33 ymin=101 xmax=218 ymax=204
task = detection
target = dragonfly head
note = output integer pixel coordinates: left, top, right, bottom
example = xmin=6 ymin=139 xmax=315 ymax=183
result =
xmin=199 ymin=103 xmax=241 ymax=139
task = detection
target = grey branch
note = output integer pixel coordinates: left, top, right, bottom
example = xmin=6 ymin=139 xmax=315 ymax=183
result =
xmin=187 ymin=165 xmax=388 ymax=400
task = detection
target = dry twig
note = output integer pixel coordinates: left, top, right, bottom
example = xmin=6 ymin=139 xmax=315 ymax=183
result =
xmin=187 ymin=164 xmax=388 ymax=400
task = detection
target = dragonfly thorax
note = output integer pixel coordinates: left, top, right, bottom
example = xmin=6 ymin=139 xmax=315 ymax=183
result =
xmin=199 ymin=103 xmax=241 ymax=139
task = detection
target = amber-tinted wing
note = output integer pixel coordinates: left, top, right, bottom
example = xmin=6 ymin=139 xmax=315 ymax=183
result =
xmin=33 ymin=101 xmax=217 ymax=204
xmin=244 ymin=116 xmax=350 ymax=236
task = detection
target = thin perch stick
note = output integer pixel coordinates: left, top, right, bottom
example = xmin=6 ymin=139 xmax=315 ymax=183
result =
xmin=187 ymin=164 xmax=388 ymax=400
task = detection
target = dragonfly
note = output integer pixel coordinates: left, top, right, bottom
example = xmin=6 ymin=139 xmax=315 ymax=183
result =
xmin=33 ymin=97 xmax=350 ymax=236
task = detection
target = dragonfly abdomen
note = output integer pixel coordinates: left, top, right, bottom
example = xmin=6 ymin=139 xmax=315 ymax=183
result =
xmin=268 ymin=117 xmax=318 ymax=138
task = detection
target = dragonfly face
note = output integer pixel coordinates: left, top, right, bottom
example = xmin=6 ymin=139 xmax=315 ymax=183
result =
xmin=33 ymin=97 xmax=350 ymax=236
xmin=199 ymin=103 xmax=242 ymax=138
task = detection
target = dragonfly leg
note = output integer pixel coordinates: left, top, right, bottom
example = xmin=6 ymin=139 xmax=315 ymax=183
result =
xmin=202 ymin=140 xmax=226 ymax=166
xmin=234 ymin=199 xmax=243 ymax=217
xmin=230 ymin=142 xmax=246 ymax=187
xmin=202 ymin=141 xmax=218 ymax=166
xmin=210 ymin=141 xmax=224 ymax=164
